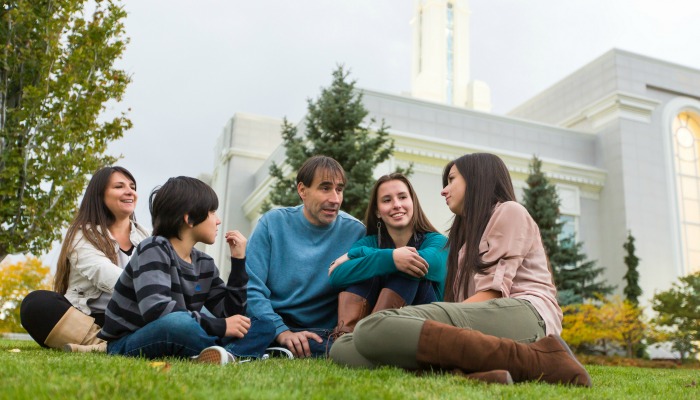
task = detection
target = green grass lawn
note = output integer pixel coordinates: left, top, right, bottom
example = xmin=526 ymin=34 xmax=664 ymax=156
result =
xmin=0 ymin=339 xmax=697 ymax=400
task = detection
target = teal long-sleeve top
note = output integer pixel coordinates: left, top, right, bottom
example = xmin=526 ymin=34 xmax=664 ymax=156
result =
xmin=328 ymin=231 xmax=448 ymax=300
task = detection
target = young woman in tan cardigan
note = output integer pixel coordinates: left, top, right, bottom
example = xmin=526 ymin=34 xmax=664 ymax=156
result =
xmin=330 ymin=153 xmax=591 ymax=387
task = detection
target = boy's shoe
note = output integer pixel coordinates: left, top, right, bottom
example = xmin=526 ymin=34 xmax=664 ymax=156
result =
xmin=264 ymin=346 xmax=294 ymax=359
xmin=191 ymin=346 xmax=234 ymax=365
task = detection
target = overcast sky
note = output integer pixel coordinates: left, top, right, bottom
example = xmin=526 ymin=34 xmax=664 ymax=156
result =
xmin=100 ymin=0 xmax=700 ymax=233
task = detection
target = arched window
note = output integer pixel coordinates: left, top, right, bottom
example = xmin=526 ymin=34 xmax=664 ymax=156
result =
xmin=672 ymin=111 xmax=700 ymax=274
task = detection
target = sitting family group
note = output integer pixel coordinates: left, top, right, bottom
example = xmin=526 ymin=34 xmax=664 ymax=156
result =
xmin=19 ymin=153 xmax=591 ymax=387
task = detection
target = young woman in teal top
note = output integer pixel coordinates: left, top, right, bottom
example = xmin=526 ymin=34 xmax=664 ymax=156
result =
xmin=328 ymin=173 xmax=447 ymax=337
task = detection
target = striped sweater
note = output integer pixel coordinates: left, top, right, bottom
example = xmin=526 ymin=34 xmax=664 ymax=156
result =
xmin=98 ymin=236 xmax=247 ymax=340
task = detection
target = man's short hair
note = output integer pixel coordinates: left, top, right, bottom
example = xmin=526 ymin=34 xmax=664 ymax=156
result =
xmin=296 ymin=155 xmax=346 ymax=187
xmin=149 ymin=176 xmax=219 ymax=239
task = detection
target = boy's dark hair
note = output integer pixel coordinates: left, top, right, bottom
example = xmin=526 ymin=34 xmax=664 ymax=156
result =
xmin=149 ymin=176 xmax=219 ymax=239
xmin=296 ymin=155 xmax=346 ymax=187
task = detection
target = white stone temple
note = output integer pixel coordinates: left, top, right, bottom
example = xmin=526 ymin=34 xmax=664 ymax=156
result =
xmin=206 ymin=0 xmax=700 ymax=306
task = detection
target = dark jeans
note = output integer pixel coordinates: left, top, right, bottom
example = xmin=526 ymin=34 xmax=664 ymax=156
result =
xmin=345 ymin=274 xmax=438 ymax=306
xmin=282 ymin=327 xmax=335 ymax=358
xmin=107 ymin=312 xmax=276 ymax=359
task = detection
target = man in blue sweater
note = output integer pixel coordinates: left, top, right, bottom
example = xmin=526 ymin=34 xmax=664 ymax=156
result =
xmin=246 ymin=156 xmax=365 ymax=358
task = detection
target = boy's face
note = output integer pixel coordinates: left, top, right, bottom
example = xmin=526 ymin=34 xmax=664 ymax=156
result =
xmin=297 ymin=168 xmax=344 ymax=226
xmin=191 ymin=211 xmax=221 ymax=245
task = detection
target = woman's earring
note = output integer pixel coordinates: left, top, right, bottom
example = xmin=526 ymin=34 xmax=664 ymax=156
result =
xmin=377 ymin=220 xmax=382 ymax=247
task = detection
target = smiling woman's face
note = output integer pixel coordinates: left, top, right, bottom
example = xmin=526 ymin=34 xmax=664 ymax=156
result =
xmin=376 ymin=179 xmax=414 ymax=233
xmin=103 ymin=172 xmax=137 ymax=220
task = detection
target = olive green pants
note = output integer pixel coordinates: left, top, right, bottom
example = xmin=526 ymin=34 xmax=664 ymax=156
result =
xmin=329 ymin=298 xmax=546 ymax=369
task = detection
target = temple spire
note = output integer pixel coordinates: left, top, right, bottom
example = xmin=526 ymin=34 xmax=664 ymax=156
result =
xmin=410 ymin=0 xmax=491 ymax=111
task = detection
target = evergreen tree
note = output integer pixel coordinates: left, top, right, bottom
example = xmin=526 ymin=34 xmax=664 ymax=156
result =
xmin=1 ymin=1 xmax=131 ymax=260
xmin=522 ymin=155 xmax=614 ymax=305
xmin=521 ymin=156 xmax=562 ymax=265
xmin=557 ymin=236 xmax=615 ymax=304
xmin=263 ymin=65 xmax=408 ymax=219
xmin=623 ymin=231 xmax=642 ymax=305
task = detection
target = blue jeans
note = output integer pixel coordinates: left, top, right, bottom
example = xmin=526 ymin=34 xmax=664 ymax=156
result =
xmin=346 ymin=274 xmax=438 ymax=306
xmin=107 ymin=312 xmax=276 ymax=359
xmin=283 ymin=327 xmax=334 ymax=358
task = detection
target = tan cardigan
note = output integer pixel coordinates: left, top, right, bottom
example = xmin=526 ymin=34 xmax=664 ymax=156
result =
xmin=456 ymin=201 xmax=563 ymax=335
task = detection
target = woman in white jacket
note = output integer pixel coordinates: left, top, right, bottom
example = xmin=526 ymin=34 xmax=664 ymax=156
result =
xmin=20 ymin=166 xmax=149 ymax=351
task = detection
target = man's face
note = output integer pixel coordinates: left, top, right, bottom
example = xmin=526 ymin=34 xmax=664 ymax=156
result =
xmin=298 ymin=169 xmax=345 ymax=226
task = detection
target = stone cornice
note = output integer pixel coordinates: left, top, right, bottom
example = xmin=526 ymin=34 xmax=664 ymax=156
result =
xmin=559 ymin=91 xmax=660 ymax=129
xmin=241 ymin=174 xmax=274 ymax=220
xmin=241 ymin=155 xmax=293 ymax=220
xmin=219 ymin=147 xmax=271 ymax=164
xmin=239 ymin=125 xmax=608 ymax=221
xmin=389 ymin=129 xmax=607 ymax=195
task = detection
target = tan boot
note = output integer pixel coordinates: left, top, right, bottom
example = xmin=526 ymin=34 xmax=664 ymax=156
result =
xmin=331 ymin=292 xmax=369 ymax=338
xmin=371 ymin=288 xmax=406 ymax=313
xmin=44 ymin=307 xmax=106 ymax=351
xmin=63 ymin=342 xmax=107 ymax=353
xmin=416 ymin=320 xmax=592 ymax=387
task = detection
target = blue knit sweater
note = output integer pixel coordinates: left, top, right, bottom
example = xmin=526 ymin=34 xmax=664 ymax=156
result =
xmin=245 ymin=205 xmax=365 ymax=336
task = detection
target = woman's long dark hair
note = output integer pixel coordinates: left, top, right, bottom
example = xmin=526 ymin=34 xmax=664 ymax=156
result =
xmin=442 ymin=153 xmax=516 ymax=302
xmin=365 ymin=173 xmax=438 ymax=243
xmin=53 ymin=166 xmax=137 ymax=294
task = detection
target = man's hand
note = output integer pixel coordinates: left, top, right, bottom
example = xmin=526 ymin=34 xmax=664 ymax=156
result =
xmin=393 ymin=247 xmax=428 ymax=277
xmin=276 ymin=330 xmax=323 ymax=358
xmin=225 ymin=230 xmax=247 ymax=259
xmin=224 ymin=314 xmax=251 ymax=338
xmin=328 ymin=253 xmax=349 ymax=276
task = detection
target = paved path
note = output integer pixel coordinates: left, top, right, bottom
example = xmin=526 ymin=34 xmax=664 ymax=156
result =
xmin=2 ymin=333 xmax=32 ymax=341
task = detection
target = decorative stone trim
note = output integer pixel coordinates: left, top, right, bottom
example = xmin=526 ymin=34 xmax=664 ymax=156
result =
xmin=559 ymin=91 xmax=660 ymax=129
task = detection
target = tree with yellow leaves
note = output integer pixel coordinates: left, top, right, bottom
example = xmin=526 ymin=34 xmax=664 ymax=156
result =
xmin=0 ymin=256 xmax=51 ymax=333
xmin=561 ymin=302 xmax=605 ymax=353
xmin=562 ymin=296 xmax=647 ymax=357
xmin=604 ymin=296 xmax=646 ymax=358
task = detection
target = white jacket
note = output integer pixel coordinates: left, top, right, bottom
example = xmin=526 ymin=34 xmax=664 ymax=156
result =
xmin=64 ymin=221 xmax=149 ymax=315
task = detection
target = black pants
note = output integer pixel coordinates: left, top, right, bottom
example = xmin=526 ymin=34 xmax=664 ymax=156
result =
xmin=20 ymin=290 xmax=104 ymax=348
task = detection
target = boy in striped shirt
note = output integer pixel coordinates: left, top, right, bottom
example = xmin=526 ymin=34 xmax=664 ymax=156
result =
xmin=99 ymin=176 xmax=275 ymax=364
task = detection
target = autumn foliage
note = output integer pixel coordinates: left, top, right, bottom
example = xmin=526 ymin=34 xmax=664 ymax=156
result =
xmin=562 ymin=296 xmax=646 ymax=357
xmin=0 ymin=256 xmax=51 ymax=333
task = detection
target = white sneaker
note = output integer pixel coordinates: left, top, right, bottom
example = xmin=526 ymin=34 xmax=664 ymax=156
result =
xmin=191 ymin=346 xmax=235 ymax=365
xmin=264 ymin=346 xmax=294 ymax=359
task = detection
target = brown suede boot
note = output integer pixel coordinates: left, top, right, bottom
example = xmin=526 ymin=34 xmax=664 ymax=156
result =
xmin=331 ymin=292 xmax=369 ymax=338
xmin=371 ymin=288 xmax=406 ymax=313
xmin=44 ymin=307 xmax=106 ymax=351
xmin=416 ymin=320 xmax=591 ymax=387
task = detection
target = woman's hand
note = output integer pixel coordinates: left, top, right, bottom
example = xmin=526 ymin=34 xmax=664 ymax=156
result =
xmin=393 ymin=247 xmax=428 ymax=278
xmin=224 ymin=314 xmax=251 ymax=338
xmin=225 ymin=230 xmax=247 ymax=259
xmin=328 ymin=253 xmax=349 ymax=276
